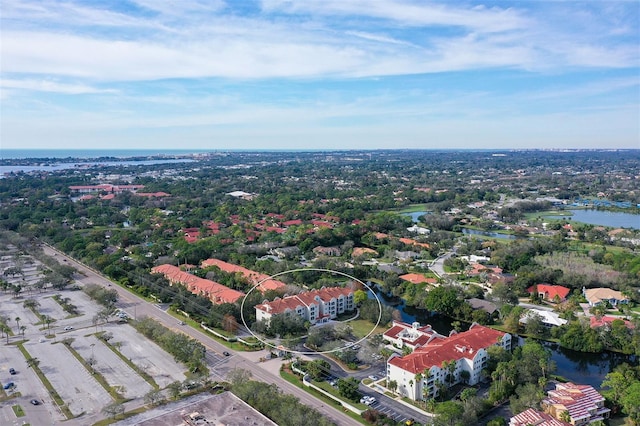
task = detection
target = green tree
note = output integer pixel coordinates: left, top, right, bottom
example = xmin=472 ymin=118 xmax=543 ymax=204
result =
xmin=434 ymin=400 xmax=464 ymax=426
xmin=423 ymin=286 xmax=459 ymax=316
xmin=621 ymin=382 xmax=640 ymax=425
xmin=354 ymin=289 xmax=368 ymax=305
xmin=337 ymin=377 xmax=360 ymax=402
xmin=306 ymin=360 xmax=331 ymax=381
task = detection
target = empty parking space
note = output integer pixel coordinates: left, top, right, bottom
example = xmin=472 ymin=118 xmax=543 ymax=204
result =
xmin=36 ymin=296 xmax=69 ymax=323
xmin=26 ymin=339 xmax=112 ymax=417
xmin=105 ymin=325 xmax=187 ymax=388
xmin=73 ymin=333 xmax=153 ymax=399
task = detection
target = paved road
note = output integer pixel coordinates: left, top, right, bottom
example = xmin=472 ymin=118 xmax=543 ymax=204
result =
xmin=41 ymin=244 xmax=360 ymax=426
xmin=304 ymin=353 xmax=432 ymax=424
xmin=428 ymin=251 xmax=454 ymax=278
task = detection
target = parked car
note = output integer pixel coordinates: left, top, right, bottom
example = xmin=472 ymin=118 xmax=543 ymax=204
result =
xmin=223 ymin=351 xmax=230 ymax=356
xmin=64 ymin=326 xmax=73 ymax=331
xmin=3 ymin=382 xmax=14 ymax=389
xmin=368 ymin=375 xmax=378 ymax=381
xmin=9 ymin=368 xmax=16 ymax=375
xmin=30 ymin=399 xmax=40 ymax=405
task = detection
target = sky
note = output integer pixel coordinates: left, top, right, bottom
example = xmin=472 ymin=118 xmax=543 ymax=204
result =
xmin=1 ymin=0 xmax=639 ymax=151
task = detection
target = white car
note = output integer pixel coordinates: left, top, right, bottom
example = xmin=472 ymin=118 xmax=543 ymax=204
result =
xmin=64 ymin=326 xmax=73 ymax=331
xmin=368 ymin=375 xmax=378 ymax=381
xmin=360 ymin=396 xmax=376 ymax=405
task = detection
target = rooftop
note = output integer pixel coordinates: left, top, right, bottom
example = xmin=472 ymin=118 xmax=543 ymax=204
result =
xmin=388 ymin=324 xmax=506 ymax=374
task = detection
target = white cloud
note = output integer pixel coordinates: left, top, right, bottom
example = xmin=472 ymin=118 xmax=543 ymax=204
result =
xmin=260 ymin=0 xmax=528 ymax=33
xmin=1 ymin=78 xmax=117 ymax=94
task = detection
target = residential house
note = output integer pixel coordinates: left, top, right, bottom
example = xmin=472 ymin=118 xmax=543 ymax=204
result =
xmin=541 ymin=382 xmax=610 ymax=425
xmin=255 ymin=287 xmax=354 ymax=326
xmin=583 ymin=287 xmax=630 ymax=307
xmin=382 ymin=321 xmax=444 ymax=351
xmin=527 ymin=284 xmax=571 ymax=303
xmin=399 ymin=273 xmax=438 ymax=286
xmin=520 ymin=309 xmax=568 ymax=328
xmin=589 ymin=315 xmax=635 ymax=330
xmin=351 ymin=247 xmax=378 ymax=259
xmin=406 ymin=225 xmax=430 ymax=235
xmin=313 ymin=246 xmax=342 ymax=257
xmin=466 ymin=298 xmax=499 ymax=316
xmin=387 ymin=324 xmax=511 ymax=401
xmin=510 ymin=408 xmax=570 ymax=426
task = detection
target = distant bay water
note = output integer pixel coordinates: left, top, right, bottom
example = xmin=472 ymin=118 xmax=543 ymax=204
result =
xmin=0 ymin=149 xmax=209 ymax=160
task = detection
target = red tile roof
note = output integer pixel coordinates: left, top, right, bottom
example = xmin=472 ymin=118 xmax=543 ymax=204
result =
xmin=589 ymin=315 xmax=634 ymax=329
xmin=388 ymin=324 xmax=506 ymax=374
xmin=398 ymin=237 xmax=430 ymax=249
xmin=151 ymin=264 xmax=244 ymax=304
xmin=256 ymin=287 xmax=353 ymax=315
xmin=510 ymin=408 xmax=569 ymax=426
xmin=383 ymin=321 xmax=442 ymax=348
xmin=200 ymin=258 xmax=286 ymax=292
xmin=399 ymin=273 xmax=437 ymax=285
xmin=527 ymin=284 xmax=570 ymax=301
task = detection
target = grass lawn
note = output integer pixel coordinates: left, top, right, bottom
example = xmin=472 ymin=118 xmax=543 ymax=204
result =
xmin=348 ymin=319 xmax=388 ymax=339
xmin=11 ymin=404 xmax=25 ymax=417
xmin=313 ymin=380 xmax=368 ymax=411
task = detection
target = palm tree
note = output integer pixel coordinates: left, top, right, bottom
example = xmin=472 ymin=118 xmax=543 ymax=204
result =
xmin=414 ymin=372 xmax=423 ymax=400
xmin=23 ymin=298 xmax=40 ymax=312
xmin=26 ymin=357 xmax=40 ymax=369
xmin=1 ymin=324 xmax=11 ymax=344
xmin=15 ymin=316 xmax=21 ymax=333
xmin=20 ymin=325 xmax=26 ymax=339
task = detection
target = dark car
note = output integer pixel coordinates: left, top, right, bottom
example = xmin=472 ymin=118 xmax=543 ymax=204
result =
xmin=3 ymin=382 xmax=14 ymax=389
xmin=223 ymin=351 xmax=231 ymax=356
xmin=30 ymin=399 xmax=40 ymax=405
xmin=9 ymin=368 xmax=16 ymax=375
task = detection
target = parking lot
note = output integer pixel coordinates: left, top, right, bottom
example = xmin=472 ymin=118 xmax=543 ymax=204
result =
xmin=114 ymin=326 xmax=187 ymax=388
xmin=26 ymin=337 xmax=112 ymax=416
xmin=0 ymin=343 xmax=68 ymax=425
xmin=0 ymin=246 xmax=189 ymax=423
xmin=72 ymin=333 xmax=154 ymax=399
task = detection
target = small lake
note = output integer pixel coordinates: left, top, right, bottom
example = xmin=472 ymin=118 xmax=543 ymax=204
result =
xmin=560 ymin=209 xmax=640 ymax=230
xmin=462 ymin=228 xmax=516 ymax=240
xmin=371 ymin=287 xmax=637 ymax=388
xmin=402 ymin=211 xmax=429 ymax=223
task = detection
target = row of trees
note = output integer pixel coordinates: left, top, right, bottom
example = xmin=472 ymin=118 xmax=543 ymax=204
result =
xmin=228 ymin=368 xmax=336 ymax=426
xmin=133 ymin=317 xmax=208 ymax=375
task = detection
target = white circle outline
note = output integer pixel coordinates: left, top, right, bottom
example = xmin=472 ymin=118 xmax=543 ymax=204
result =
xmin=240 ymin=268 xmax=382 ymax=355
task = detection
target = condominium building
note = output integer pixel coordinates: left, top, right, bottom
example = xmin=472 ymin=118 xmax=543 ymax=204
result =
xmin=255 ymin=287 xmax=354 ymax=326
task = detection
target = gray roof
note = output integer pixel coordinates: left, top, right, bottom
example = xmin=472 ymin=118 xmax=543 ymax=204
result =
xmin=467 ymin=298 xmax=498 ymax=314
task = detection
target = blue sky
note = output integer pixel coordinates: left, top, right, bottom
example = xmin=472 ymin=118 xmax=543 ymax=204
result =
xmin=1 ymin=0 xmax=638 ymax=150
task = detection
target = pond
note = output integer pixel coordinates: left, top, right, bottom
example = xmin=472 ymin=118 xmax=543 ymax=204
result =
xmin=462 ymin=228 xmax=517 ymax=240
xmin=370 ymin=287 xmax=637 ymax=388
xmin=402 ymin=211 xmax=429 ymax=223
xmin=560 ymin=209 xmax=640 ymax=230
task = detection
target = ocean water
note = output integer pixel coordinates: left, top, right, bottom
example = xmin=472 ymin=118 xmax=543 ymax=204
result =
xmin=1 ymin=149 xmax=211 ymax=160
